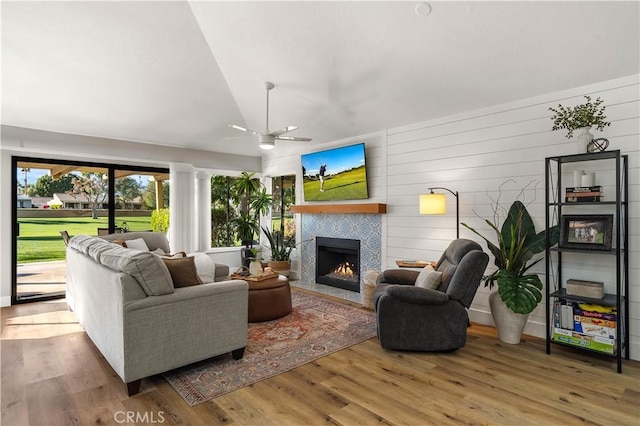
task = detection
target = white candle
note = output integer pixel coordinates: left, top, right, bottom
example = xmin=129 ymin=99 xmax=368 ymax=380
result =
xmin=573 ymin=170 xmax=584 ymax=187
xmin=581 ymin=172 xmax=596 ymax=187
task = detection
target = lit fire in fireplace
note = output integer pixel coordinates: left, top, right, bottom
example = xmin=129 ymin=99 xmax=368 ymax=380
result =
xmin=326 ymin=261 xmax=358 ymax=282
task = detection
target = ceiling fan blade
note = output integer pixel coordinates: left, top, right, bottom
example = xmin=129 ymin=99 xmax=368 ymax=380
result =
xmin=229 ymin=124 xmax=260 ymax=135
xmin=270 ymin=125 xmax=298 ymax=137
xmin=276 ymin=136 xmax=313 ymax=142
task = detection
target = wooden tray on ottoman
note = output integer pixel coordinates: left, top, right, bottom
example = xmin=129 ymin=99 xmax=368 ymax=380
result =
xmin=230 ymin=271 xmax=279 ymax=282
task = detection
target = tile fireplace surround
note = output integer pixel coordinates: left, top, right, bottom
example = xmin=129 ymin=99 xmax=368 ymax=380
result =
xmin=299 ymin=213 xmax=382 ymax=290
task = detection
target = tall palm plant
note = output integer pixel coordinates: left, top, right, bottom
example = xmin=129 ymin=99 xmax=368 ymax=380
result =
xmin=231 ymin=172 xmax=272 ymax=265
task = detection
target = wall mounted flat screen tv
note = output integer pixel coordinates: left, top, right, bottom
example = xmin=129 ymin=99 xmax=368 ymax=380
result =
xmin=301 ymin=142 xmax=369 ymax=201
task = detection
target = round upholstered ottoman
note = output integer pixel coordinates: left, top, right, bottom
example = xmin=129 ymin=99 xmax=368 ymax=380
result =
xmin=247 ymin=275 xmax=292 ymax=322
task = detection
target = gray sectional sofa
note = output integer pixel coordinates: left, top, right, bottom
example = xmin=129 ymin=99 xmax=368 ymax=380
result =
xmin=66 ymin=232 xmax=248 ymax=395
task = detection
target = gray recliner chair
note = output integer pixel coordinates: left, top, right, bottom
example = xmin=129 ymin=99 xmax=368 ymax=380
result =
xmin=374 ymin=239 xmax=489 ymax=351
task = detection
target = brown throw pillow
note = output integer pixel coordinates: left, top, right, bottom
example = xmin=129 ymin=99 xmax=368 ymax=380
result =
xmin=161 ymin=256 xmax=203 ymax=288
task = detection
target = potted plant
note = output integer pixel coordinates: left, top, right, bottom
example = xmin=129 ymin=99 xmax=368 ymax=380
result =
xmin=462 ymin=181 xmax=560 ymax=344
xmin=548 ymin=96 xmax=611 ymax=152
xmin=261 ymin=226 xmax=308 ymax=277
xmin=233 ymin=211 xmax=259 ymax=267
xmin=232 ymin=172 xmax=272 ymax=267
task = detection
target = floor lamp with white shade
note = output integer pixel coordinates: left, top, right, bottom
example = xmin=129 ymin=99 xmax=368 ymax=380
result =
xmin=419 ymin=187 xmax=459 ymax=239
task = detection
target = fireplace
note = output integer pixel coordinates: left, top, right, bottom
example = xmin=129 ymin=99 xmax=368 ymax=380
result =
xmin=315 ymin=237 xmax=360 ymax=292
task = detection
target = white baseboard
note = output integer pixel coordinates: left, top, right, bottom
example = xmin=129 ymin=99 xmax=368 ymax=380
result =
xmin=1 ymin=296 xmax=11 ymax=307
xmin=470 ymin=307 xmax=639 ymax=361
xmin=469 ymin=308 xmax=545 ymax=339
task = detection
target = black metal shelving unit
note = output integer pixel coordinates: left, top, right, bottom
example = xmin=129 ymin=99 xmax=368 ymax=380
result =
xmin=544 ymin=150 xmax=629 ymax=373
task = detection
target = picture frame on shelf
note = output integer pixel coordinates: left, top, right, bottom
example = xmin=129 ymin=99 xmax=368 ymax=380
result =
xmin=560 ymin=214 xmax=613 ymax=251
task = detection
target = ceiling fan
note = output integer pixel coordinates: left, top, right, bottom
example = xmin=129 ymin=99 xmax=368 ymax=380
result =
xmin=229 ymin=81 xmax=312 ymax=150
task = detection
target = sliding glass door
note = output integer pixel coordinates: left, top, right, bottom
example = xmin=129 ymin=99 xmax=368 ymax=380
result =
xmin=12 ymin=157 xmax=168 ymax=304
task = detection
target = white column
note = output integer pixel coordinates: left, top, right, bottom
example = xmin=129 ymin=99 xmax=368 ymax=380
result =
xmin=169 ymin=162 xmax=196 ymax=253
xmin=0 ymin=152 xmax=12 ymax=306
xmin=195 ymin=170 xmax=211 ymax=252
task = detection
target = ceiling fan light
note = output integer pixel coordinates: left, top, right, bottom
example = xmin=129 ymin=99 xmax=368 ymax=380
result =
xmin=259 ymin=140 xmax=275 ymax=150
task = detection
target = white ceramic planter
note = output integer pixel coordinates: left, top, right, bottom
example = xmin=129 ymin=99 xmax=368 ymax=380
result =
xmin=249 ymin=259 xmax=263 ymax=275
xmin=489 ymin=291 xmax=529 ymax=344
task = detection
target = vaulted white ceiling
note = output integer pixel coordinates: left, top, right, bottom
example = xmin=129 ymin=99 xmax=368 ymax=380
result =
xmin=2 ymin=1 xmax=639 ymax=156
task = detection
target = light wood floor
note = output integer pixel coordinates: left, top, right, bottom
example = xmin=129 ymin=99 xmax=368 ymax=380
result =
xmin=2 ymin=289 xmax=639 ymax=426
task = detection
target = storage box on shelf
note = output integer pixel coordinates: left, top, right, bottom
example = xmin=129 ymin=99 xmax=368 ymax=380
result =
xmin=552 ymin=300 xmax=618 ymax=355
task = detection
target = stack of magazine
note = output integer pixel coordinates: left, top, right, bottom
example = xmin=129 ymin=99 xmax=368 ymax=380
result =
xmin=565 ymin=186 xmax=603 ymax=203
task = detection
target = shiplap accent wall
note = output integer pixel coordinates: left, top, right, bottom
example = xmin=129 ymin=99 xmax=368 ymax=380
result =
xmin=386 ymin=75 xmax=639 ymax=359
xmin=264 ymin=74 xmax=639 ymax=360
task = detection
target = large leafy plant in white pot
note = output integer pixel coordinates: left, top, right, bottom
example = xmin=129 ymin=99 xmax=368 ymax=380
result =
xmin=462 ymin=181 xmax=560 ymax=344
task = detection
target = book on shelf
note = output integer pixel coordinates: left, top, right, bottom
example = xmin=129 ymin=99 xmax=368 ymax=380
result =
xmin=564 ymin=185 xmax=603 ymax=202
xmin=565 ymin=195 xmax=603 ymax=203
xmin=565 ymin=191 xmax=603 ymax=197
xmin=573 ymin=306 xmax=617 ymax=321
xmin=573 ymin=315 xmax=616 ymax=328
xmin=573 ymin=320 xmax=616 ymax=340
xmin=552 ymin=329 xmax=616 ymax=354
xmin=554 ymin=301 xmax=575 ymax=329
xmin=566 ymin=186 xmax=603 ymax=193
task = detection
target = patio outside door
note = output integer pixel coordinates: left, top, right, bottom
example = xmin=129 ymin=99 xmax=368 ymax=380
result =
xmin=13 ymin=157 xmax=168 ymax=304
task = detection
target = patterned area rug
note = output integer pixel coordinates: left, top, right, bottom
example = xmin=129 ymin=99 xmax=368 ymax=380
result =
xmin=164 ymin=291 xmax=377 ymax=406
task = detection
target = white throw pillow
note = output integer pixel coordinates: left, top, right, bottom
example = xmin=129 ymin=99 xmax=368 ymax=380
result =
xmin=190 ymin=252 xmax=217 ymax=283
xmin=125 ymin=237 xmax=150 ymax=251
xmin=414 ymin=267 xmax=442 ymax=290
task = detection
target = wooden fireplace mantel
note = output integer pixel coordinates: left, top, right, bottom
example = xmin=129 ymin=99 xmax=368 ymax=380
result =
xmin=290 ymin=203 xmax=387 ymax=214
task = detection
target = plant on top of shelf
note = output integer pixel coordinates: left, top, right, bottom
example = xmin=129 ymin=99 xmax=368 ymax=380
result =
xmin=548 ymin=95 xmax=611 ymax=139
xmin=461 ymin=179 xmax=560 ymax=315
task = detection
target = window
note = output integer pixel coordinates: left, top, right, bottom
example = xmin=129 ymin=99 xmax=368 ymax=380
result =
xmin=210 ymin=175 xmax=236 ymax=247
xmin=271 ymin=175 xmax=296 ymax=243
xmin=13 ymin=157 xmax=168 ymax=303
xmin=209 ymin=173 xmax=291 ymax=248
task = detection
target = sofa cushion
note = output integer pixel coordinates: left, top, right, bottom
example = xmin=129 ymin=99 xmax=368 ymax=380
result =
xmin=69 ymin=235 xmax=99 ymax=254
xmin=100 ymin=246 xmax=174 ymax=296
xmin=414 ymin=266 xmax=442 ymax=290
xmin=86 ymin=239 xmax=118 ymax=263
xmin=161 ymin=256 xmax=203 ymax=288
xmin=100 ymin=231 xmax=171 ymax=253
xmin=189 ymin=252 xmax=217 ymax=283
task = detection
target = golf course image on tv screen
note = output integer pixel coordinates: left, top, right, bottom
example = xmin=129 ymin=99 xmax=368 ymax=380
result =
xmin=301 ymin=143 xmax=369 ymax=201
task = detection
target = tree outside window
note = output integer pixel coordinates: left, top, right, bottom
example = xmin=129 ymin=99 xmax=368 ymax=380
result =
xmin=210 ymin=173 xmax=275 ymax=249
xmin=70 ymin=172 xmax=109 ymax=219
xmin=271 ymin=175 xmax=296 ymax=243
